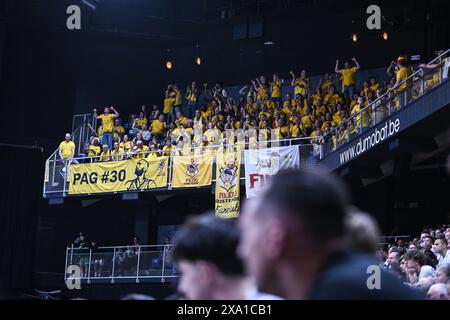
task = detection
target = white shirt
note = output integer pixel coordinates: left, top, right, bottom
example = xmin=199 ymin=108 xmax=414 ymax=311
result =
xmin=419 ymin=265 xmax=435 ymax=280
xmin=437 ymin=250 xmax=450 ymax=267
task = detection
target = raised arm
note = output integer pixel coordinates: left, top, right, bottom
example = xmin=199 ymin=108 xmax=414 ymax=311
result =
xmin=239 ymin=85 xmax=248 ymax=95
xmin=352 ymin=57 xmax=361 ymax=70
xmin=93 ymin=108 xmax=100 ymax=120
xmin=335 ymin=60 xmax=341 ymax=73
xmin=111 ymin=106 xmax=120 ymax=118
xmin=290 ymin=71 xmax=296 ymax=87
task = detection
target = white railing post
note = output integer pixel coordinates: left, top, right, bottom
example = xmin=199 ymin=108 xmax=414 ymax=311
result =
xmin=161 ymin=245 xmax=166 ymax=283
xmin=64 ymin=247 xmax=69 ymax=282
xmin=87 ymin=249 xmax=92 ymax=283
xmin=111 ymin=248 xmax=116 ymax=283
xmin=136 ymin=249 xmax=141 ymax=283
xmin=168 ymin=152 xmax=174 ymax=190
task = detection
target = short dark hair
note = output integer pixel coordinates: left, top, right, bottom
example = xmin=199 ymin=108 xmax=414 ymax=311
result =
xmin=171 ymin=214 xmax=244 ymax=276
xmin=260 ymin=168 xmax=351 ymax=240
xmin=436 ymin=237 xmax=448 ymax=246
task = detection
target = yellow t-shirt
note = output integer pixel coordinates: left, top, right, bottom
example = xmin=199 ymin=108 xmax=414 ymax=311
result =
xmin=87 ymin=145 xmax=101 ymax=157
xmin=111 ymin=148 xmax=124 ymax=161
xmin=294 ymin=78 xmax=309 ymax=97
xmin=99 ymin=151 xmax=111 ymax=162
xmin=257 ymin=86 xmax=268 ymax=101
xmin=120 ymin=141 xmax=131 ymax=152
xmin=174 ymin=90 xmax=182 ymax=105
xmin=301 ymin=115 xmax=313 ymax=129
xmin=396 ymin=67 xmax=412 ymax=92
xmin=162 ymin=145 xmax=173 ymax=157
xmin=163 ymin=97 xmax=174 ymax=114
xmin=271 ymin=80 xmax=282 ymax=98
xmin=113 ymin=126 xmax=125 ymax=138
xmin=370 ymin=83 xmax=380 ymax=92
xmin=151 ymin=120 xmax=167 ymax=135
xmin=59 ymin=141 xmax=75 ymax=158
xmin=135 ymin=117 xmax=148 ymax=128
xmin=340 ymin=67 xmax=358 ymax=87
xmin=290 ymin=125 xmax=300 ymax=138
xmin=99 ymin=114 xmax=115 ymax=132
xmin=175 ymin=117 xmax=188 ymax=128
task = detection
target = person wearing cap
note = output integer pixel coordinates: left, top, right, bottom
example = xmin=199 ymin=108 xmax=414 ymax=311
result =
xmin=392 ymin=55 xmax=412 ymax=109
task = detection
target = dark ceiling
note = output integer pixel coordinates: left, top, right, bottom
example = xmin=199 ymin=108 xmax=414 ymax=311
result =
xmin=1 ymin=0 xmax=450 ymax=48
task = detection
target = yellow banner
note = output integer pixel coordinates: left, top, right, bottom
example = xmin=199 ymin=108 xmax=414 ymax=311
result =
xmin=215 ymin=150 xmax=241 ymax=219
xmin=69 ymin=157 xmax=169 ymax=195
xmin=172 ymin=154 xmax=213 ymax=188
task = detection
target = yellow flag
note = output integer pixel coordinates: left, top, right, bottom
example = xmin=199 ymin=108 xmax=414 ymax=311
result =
xmin=172 ymin=154 xmax=213 ymax=188
xmin=215 ymin=150 xmax=241 ymax=219
xmin=69 ymin=157 xmax=169 ymax=195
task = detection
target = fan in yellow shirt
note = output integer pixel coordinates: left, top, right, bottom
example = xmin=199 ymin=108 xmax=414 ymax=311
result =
xmin=87 ymin=138 xmax=101 ymax=158
xmin=290 ymin=70 xmax=309 ymax=98
xmin=113 ymin=119 xmax=125 ymax=139
xmin=59 ymin=134 xmax=76 ymax=159
xmin=151 ymin=115 xmax=167 ymax=137
xmin=271 ymin=74 xmax=282 ymax=100
xmin=335 ymin=57 xmax=360 ymax=100
xmin=111 ymin=142 xmax=124 ymax=161
xmin=98 ymin=144 xmax=111 ymax=162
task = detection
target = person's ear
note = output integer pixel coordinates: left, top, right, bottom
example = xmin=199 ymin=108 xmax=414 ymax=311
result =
xmin=196 ymin=261 xmax=217 ymax=287
xmin=265 ymin=218 xmax=287 ymax=260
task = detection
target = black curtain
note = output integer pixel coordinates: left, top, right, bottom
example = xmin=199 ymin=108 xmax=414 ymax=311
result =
xmin=0 ymin=144 xmax=42 ymax=291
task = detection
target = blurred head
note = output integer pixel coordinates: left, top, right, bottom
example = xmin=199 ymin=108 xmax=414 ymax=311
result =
xmin=171 ymin=214 xmax=244 ymax=300
xmin=114 ymin=142 xmax=119 ymax=150
xmin=92 ymin=138 xmax=99 ymax=146
xmin=427 ymin=284 xmax=449 ymax=300
xmin=114 ymin=119 xmax=120 ymax=126
xmin=344 ymin=208 xmax=381 ymax=254
xmin=435 ymin=264 xmax=450 ymax=284
xmin=64 ymin=133 xmax=71 ymax=141
xmin=104 ymin=107 xmax=110 ymax=114
xmin=123 ymin=135 xmax=129 ymax=142
xmin=237 ymin=168 xmax=350 ymax=296
xmin=344 ymin=62 xmax=350 ymax=69
xmin=102 ymin=144 xmax=108 ymax=152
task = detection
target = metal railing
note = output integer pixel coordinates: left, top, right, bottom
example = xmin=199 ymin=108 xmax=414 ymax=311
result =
xmin=43 ymin=137 xmax=322 ymax=197
xmin=71 ymin=114 xmax=97 ymax=157
xmin=65 ymin=244 xmax=177 ymax=284
xmin=322 ymin=48 xmax=450 ymax=157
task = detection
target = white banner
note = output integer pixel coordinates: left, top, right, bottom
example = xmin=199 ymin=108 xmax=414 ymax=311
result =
xmin=244 ymin=145 xmax=300 ymax=199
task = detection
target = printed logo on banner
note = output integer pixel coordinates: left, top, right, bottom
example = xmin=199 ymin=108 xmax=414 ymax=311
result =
xmin=126 ymin=159 xmax=157 ymax=190
xmin=186 ymin=158 xmax=199 ymax=178
xmin=219 ymin=159 xmax=238 ymax=192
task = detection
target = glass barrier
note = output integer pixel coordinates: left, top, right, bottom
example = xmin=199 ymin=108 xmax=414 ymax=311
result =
xmin=65 ymin=245 xmax=178 ymax=284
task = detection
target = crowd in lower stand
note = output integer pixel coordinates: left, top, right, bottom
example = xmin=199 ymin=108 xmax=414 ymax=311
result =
xmin=58 ymin=51 xmax=448 ymax=163
xmin=377 ymin=225 xmax=450 ymax=299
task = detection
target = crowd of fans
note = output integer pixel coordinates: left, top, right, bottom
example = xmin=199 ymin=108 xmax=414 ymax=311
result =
xmin=377 ymin=225 xmax=450 ymax=299
xmin=58 ymin=51 xmax=448 ymax=163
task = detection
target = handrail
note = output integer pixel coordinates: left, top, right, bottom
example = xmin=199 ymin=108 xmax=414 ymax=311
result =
xmin=49 ymin=136 xmax=322 ymax=163
xmin=323 ymin=48 xmax=450 ymax=153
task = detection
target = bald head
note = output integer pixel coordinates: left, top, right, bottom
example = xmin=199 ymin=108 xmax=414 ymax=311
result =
xmin=427 ymin=283 xmax=449 ymax=300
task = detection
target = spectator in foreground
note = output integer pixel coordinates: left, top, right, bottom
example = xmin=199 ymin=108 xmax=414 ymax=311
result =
xmin=403 ymin=250 xmax=435 ymax=285
xmin=426 ymin=283 xmax=449 ymax=300
xmin=171 ymin=214 xmax=281 ymax=300
xmin=237 ymin=168 xmax=422 ymax=300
